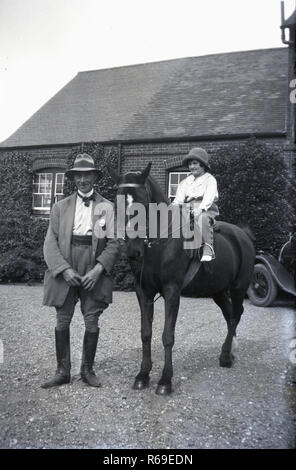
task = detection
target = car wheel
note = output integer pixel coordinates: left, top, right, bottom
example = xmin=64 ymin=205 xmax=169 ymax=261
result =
xmin=247 ymin=263 xmax=278 ymax=307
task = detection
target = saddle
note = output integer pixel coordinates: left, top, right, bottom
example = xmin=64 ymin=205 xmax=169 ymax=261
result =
xmin=182 ymin=224 xmax=220 ymax=288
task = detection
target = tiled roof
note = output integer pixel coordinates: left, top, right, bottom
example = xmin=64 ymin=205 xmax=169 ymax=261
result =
xmin=0 ymin=48 xmax=288 ymax=148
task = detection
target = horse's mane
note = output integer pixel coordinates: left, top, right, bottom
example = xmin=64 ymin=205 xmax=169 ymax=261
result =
xmin=122 ymin=169 xmax=170 ymax=204
xmin=145 ymin=175 xmax=170 ymax=204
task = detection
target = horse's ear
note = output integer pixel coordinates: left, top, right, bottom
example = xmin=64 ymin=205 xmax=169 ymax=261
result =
xmin=140 ymin=162 xmax=152 ymax=182
xmin=107 ymin=164 xmax=120 ymax=184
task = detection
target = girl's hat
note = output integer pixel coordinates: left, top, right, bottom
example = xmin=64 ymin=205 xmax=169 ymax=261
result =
xmin=182 ymin=147 xmax=210 ymax=170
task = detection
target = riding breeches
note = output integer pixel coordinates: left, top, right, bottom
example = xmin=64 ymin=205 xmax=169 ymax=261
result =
xmin=55 ymin=241 xmax=107 ymax=332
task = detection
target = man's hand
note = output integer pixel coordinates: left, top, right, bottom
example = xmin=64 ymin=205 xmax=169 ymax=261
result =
xmin=81 ymin=263 xmax=104 ymax=291
xmin=62 ymin=268 xmax=82 ymax=286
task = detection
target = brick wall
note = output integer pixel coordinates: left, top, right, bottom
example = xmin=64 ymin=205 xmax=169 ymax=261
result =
xmin=0 ymin=144 xmax=81 ymax=170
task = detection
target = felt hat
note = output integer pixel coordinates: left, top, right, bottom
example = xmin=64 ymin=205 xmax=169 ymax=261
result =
xmin=65 ymin=153 xmax=102 ymax=179
xmin=182 ymin=147 xmax=210 ymax=170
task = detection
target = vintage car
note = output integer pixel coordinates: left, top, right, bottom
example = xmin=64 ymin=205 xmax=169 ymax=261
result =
xmin=247 ymin=233 xmax=296 ymax=307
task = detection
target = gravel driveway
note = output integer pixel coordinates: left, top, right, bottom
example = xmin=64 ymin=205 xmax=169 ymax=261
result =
xmin=0 ymin=285 xmax=295 ymax=449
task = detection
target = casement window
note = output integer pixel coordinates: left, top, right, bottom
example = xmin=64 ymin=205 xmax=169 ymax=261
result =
xmin=168 ymin=171 xmax=190 ymax=201
xmin=54 ymin=173 xmax=65 ymax=203
xmin=32 ymin=170 xmax=65 ymax=215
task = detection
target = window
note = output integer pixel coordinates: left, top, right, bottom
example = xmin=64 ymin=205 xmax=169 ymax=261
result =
xmin=55 ymin=173 xmax=65 ymax=203
xmin=32 ymin=170 xmax=65 ymax=215
xmin=168 ymin=171 xmax=190 ymax=201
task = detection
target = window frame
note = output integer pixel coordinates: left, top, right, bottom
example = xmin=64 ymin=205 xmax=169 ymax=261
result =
xmin=54 ymin=172 xmax=65 ymax=203
xmin=32 ymin=168 xmax=65 ymax=215
xmin=168 ymin=171 xmax=190 ymax=201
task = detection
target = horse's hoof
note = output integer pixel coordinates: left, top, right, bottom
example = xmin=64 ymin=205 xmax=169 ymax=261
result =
xmin=219 ymin=353 xmax=234 ymax=368
xmin=155 ymin=384 xmax=172 ymax=396
xmin=133 ymin=379 xmax=149 ymax=390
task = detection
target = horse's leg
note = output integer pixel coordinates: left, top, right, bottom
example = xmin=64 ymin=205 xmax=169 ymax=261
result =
xmin=156 ymin=284 xmax=180 ymax=396
xmin=133 ymin=284 xmax=154 ymax=390
xmin=213 ymin=290 xmax=243 ymax=367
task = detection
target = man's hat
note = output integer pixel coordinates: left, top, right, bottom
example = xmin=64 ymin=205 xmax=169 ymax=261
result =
xmin=65 ymin=153 xmax=102 ymax=179
xmin=182 ymin=147 xmax=211 ymax=170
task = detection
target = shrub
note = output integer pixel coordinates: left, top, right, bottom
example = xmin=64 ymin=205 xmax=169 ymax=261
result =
xmin=0 ymin=256 xmax=44 ymax=283
xmin=112 ymin=241 xmax=135 ymax=291
xmin=211 ymin=138 xmax=295 ymax=256
xmin=0 ymin=151 xmax=49 ymax=282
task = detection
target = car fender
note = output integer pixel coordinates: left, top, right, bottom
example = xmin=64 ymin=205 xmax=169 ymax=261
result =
xmin=255 ymin=254 xmax=296 ymax=296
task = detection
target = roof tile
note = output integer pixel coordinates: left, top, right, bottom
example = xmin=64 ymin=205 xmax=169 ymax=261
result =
xmin=0 ymin=48 xmax=288 ymax=148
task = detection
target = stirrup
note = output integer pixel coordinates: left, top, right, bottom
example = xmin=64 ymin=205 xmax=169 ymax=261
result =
xmin=200 ymin=243 xmax=215 ymax=261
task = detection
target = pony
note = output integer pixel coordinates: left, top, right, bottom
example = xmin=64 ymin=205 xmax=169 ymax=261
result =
xmin=109 ymin=163 xmax=255 ymax=395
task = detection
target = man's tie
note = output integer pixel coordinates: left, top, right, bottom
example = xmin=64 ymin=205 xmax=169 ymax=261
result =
xmin=77 ymin=192 xmax=95 ymax=207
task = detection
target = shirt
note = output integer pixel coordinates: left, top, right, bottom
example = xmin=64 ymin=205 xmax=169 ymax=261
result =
xmin=173 ymin=172 xmax=218 ymax=211
xmin=72 ymin=190 xmax=94 ymax=235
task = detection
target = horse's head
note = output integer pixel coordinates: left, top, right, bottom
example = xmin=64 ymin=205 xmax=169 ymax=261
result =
xmin=108 ymin=163 xmax=152 ymax=259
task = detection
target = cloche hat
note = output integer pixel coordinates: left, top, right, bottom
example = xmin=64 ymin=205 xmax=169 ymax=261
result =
xmin=182 ymin=147 xmax=210 ymax=171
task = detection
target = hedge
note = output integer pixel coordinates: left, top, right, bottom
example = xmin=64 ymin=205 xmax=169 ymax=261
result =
xmin=0 ymin=152 xmax=47 ymax=282
xmin=211 ymin=138 xmax=295 ymax=256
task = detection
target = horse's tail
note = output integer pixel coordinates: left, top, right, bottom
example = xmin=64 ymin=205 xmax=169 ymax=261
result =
xmin=230 ymin=224 xmax=256 ymax=292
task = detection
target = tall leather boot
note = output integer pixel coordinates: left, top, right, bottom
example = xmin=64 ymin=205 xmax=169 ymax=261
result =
xmin=201 ymin=218 xmax=215 ymax=262
xmin=41 ymin=328 xmax=71 ymax=388
xmin=80 ymin=329 xmax=101 ymax=387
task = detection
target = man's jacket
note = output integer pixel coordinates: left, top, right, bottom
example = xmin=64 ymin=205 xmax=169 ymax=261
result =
xmin=43 ymin=191 xmax=119 ymax=307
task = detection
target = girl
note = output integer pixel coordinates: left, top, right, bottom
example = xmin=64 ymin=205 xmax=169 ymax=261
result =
xmin=173 ymin=147 xmax=219 ymax=261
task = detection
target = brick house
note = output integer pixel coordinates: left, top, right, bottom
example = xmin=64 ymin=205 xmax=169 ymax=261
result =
xmin=0 ymin=39 xmax=295 ymax=215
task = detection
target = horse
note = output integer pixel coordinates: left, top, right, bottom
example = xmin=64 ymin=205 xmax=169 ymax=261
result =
xmin=108 ymin=163 xmax=256 ymax=395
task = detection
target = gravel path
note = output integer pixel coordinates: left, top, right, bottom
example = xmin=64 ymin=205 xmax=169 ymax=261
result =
xmin=0 ymin=285 xmax=295 ymax=449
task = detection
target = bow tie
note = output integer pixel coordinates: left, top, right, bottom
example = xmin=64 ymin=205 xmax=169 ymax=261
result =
xmin=77 ymin=192 xmax=95 ymax=207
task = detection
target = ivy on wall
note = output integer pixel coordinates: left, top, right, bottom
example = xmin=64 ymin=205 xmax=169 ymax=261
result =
xmin=0 ymin=152 xmax=49 ymax=281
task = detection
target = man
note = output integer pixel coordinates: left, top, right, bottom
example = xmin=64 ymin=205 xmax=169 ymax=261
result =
xmin=41 ymin=153 xmax=119 ymax=388
xmin=173 ymin=147 xmax=219 ymax=261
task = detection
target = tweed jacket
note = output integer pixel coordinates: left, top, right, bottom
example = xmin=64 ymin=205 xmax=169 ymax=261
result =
xmin=43 ymin=191 xmax=119 ymax=307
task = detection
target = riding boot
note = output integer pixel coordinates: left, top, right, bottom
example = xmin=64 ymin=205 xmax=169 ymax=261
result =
xmin=201 ymin=218 xmax=215 ymax=262
xmin=80 ymin=329 xmax=101 ymax=387
xmin=41 ymin=328 xmax=71 ymax=388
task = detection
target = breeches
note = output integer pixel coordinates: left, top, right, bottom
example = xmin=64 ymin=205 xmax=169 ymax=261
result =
xmin=56 ymin=242 xmax=107 ymax=332
xmin=192 ymin=202 xmax=219 ymax=244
